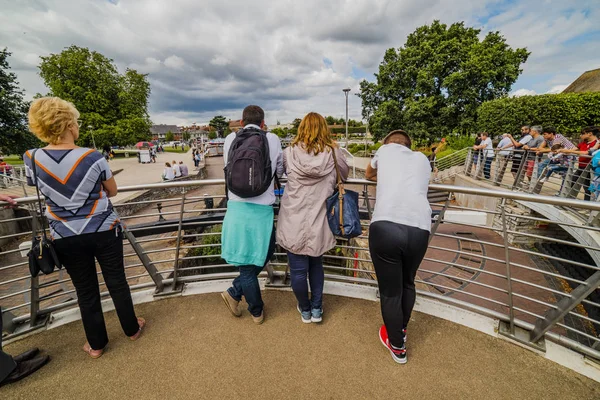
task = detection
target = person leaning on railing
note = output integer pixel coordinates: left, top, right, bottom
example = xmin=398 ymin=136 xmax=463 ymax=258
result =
xmin=506 ymin=125 xmax=531 ymax=178
xmin=365 ymin=129 xmax=432 ymax=364
xmin=472 ymin=132 xmax=494 ymax=179
xmin=24 ymin=97 xmax=145 ymax=359
xmin=557 ymin=126 xmax=599 ymax=201
xmin=276 ymin=112 xmax=349 ymax=324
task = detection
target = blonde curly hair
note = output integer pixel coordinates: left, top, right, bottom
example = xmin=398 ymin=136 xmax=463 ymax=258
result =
xmin=28 ymin=97 xmax=80 ymax=144
xmin=292 ymin=112 xmax=334 ymax=155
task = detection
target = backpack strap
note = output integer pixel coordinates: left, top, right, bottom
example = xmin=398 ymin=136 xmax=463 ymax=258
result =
xmin=330 ymin=146 xmax=345 ymax=236
xmin=30 ymin=150 xmax=51 ymax=240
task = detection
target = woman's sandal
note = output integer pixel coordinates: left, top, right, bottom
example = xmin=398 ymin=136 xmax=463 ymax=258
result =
xmin=82 ymin=342 xmax=104 ymax=359
xmin=129 ymin=317 xmax=146 ymax=341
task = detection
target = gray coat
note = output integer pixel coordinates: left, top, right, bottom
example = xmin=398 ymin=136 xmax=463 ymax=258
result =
xmin=277 ymin=145 xmax=349 ymax=256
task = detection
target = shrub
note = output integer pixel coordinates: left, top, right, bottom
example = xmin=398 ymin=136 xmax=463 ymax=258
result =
xmin=477 ymin=93 xmax=600 ymax=136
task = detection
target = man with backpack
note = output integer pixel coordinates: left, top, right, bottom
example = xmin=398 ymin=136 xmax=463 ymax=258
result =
xmin=220 ymin=105 xmax=283 ymax=324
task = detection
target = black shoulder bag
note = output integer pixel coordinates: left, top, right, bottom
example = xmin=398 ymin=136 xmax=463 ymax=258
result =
xmin=28 ymin=149 xmax=61 ymax=277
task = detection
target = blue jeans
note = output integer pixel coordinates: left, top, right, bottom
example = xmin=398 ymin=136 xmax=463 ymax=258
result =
xmin=287 ymin=252 xmax=325 ymax=312
xmin=227 ymin=227 xmax=275 ymax=317
xmin=538 ymin=158 xmax=550 ymax=177
xmin=483 ymin=157 xmax=493 ymax=179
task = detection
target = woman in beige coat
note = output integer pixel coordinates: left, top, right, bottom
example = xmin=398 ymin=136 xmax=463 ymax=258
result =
xmin=277 ymin=112 xmax=349 ymax=323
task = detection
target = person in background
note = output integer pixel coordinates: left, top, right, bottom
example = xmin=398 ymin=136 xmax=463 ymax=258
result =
xmin=0 ymin=194 xmax=51 ymax=386
xmin=277 ymin=112 xmax=348 ymax=324
xmin=172 ymin=160 xmax=182 ymax=178
xmin=471 ymin=133 xmax=482 ymax=174
xmin=24 ymin=97 xmax=144 ymax=359
xmin=365 ymin=129 xmax=431 ymax=365
xmin=192 ymin=150 xmax=198 ymax=168
xmin=521 ymin=125 xmax=545 ymax=180
xmin=536 ymin=127 xmax=576 ymax=178
xmin=0 ymin=156 xmax=13 ymax=176
xmin=220 ymin=105 xmax=283 ymax=324
xmin=472 ymin=132 xmax=494 ymax=179
xmin=163 ymin=162 xmax=175 ymax=181
xmin=195 ymin=151 xmax=202 ymax=169
xmin=179 ymin=161 xmax=189 ymax=177
xmin=506 ymin=125 xmax=532 ymax=178
xmin=559 ymin=126 xmax=599 ymax=200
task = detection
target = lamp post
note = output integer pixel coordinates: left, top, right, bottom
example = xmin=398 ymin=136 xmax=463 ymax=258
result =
xmin=87 ymin=125 xmax=96 ymax=149
xmin=343 ymin=88 xmax=351 ymax=147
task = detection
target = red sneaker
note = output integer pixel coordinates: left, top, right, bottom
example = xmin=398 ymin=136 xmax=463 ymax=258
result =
xmin=378 ymin=325 xmax=407 ymax=364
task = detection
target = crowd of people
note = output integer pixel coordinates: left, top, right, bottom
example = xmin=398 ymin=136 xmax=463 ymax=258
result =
xmin=0 ymin=99 xmax=432 ymax=387
xmin=470 ymin=125 xmax=600 ymax=199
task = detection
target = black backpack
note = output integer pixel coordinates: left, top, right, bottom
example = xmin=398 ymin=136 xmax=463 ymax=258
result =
xmin=224 ymin=127 xmax=273 ymax=198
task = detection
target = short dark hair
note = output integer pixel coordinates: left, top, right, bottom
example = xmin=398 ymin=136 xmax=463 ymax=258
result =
xmin=384 ymin=129 xmax=412 ymax=148
xmin=242 ymin=105 xmax=264 ymax=126
xmin=582 ymin=126 xmax=600 ymax=136
xmin=481 ymin=132 xmax=489 ymax=138
xmin=543 ymin=126 xmax=557 ymax=135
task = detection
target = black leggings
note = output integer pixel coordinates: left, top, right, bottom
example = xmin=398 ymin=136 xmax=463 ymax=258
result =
xmin=369 ymin=221 xmax=430 ymax=348
xmin=54 ymin=229 xmax=139 ymax=350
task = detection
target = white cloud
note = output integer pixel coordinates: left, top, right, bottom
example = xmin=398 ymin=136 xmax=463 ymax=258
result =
xmin=546 ymin=84 xmax=568 ymax=94
xmin=0 ymin=0 xmax=598 ymax=126
xmin=511 ymin=89 xmax=537 ymax=97
xmin=164 ymin=55 xmax=185 ymax=70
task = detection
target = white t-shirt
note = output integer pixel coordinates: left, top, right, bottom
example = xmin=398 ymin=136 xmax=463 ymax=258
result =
xmin=164 ymin=167 xmax=175 ymax=180
xmin=497 ymin=137 xmax=513 ymax=157
xmin=173 ymin=164 xmax=182 ymax=177
xmin=370 ymin=144 xmax=432 ymax=232
xmin=481 ymin=137 xmax=494 ymax=158
xmin=223 ymin=125 xmax=284 ymax=205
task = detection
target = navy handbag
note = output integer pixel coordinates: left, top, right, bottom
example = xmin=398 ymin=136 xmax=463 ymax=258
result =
xmin=326 ymin=148 xmax=362 ymax=239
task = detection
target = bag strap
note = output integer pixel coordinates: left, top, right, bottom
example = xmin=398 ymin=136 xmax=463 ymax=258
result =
xmin=330 ymin=146 xmax=345 ymax=236
xmin=30 ymin=150 xmax=50 ymax=240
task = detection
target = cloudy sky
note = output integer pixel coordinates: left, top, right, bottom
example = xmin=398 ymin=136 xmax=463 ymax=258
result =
xmin=1 ymin=0 xmax=599 ymax=126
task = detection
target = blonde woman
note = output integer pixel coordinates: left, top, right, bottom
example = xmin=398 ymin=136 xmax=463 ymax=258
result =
xmin=24 ymin=97 xmax=144 ymax=359
xmin=277 ymin=112 xmax=349 ymax=323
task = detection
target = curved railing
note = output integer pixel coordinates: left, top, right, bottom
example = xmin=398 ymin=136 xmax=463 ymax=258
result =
xmin=1 ymin=179 xmax=599 ymax=363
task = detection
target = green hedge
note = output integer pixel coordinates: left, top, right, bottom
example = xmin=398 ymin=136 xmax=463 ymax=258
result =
xmin=477 ymin=93 xmax=600 ymax=135
xmin=331 ymin=127 xmax=366 ymax=134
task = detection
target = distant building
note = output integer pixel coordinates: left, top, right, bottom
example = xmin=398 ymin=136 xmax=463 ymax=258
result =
xmin=180 ymin=125 xmax=210 ymax=141
xmin=563 ymin=68 xmax=600 ymax=94
xmin=151 ymin=124 xmax=181 ymax=141
xmin=228 ymin=120 xmax=243 ymax=131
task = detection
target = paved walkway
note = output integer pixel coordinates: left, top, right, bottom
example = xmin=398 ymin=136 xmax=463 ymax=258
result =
xmin=3 ymin=291 xmax=598 ymax=399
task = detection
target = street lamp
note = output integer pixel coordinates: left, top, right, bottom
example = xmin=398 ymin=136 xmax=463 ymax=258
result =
xmin=343 ymin=88 xmax=351 ymax=147
xmin=87 ymin=125 xmax=96 ymax=149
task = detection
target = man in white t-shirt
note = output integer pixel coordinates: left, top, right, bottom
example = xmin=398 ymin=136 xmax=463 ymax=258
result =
xmin=473 ymin=132 xmax=494 ymax=179
xmin=495 ymin=134 xmax=514 ymax=182
xmin=365 ymin=129 xmax=431 ymax=365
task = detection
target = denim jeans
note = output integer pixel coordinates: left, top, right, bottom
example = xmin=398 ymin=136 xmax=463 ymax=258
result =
xmin=483 ymin=157 xmax=493 ymax=179
xmin=287 ymin=252 xmax=325 ymax=312
xmin=227 ymin=227 xmax=275 ymax=317
xmin=538 ymin=158 xmax=551 ymax=177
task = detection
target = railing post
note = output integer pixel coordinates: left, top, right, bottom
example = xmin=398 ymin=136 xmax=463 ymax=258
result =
xmin=429 ymin=192 xmax=452 ymax=243
xmin=363 ymin=184 xmax=373 ymax=220
xmin=511 ymin=151 xmax=527 ymax=190
xmin=499 ymin=198 xmax=516 ymax=334
xmin=165 ymin=187 xmax=187 ymax=294
xmin=464 ymin=149 xmax=473 ymax=176
xmin=123 ymin=228 xmax=165 ymax=293
xmin=29 ymin=275 xmax=40 ymax=328
xmin=530 ymin=270 xmax=600 ymax=343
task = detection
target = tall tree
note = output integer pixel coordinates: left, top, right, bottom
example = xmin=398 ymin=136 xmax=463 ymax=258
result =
xmin=209 ymin=116 xmax=228 ymax=137
xmin=38 ymin=45 xmax=152 ymax=147
xmin=0 ymin=49 xmax=39 ymax=156
xmin=325 ymin=116 xmax=336 ymax=125
xmin=358 ymin=20 xmax=529 ymax=141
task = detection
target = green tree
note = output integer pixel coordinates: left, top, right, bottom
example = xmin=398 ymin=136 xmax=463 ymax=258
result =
xmin=292 ymin=118 xmax=302 ymax=129
xmin=182 ymin=131 xmax=191 ymax=141
xmin=208 ymin=131 xmax=217 ymax=140
xmin=209 ymin=116 xmax=228 ymax=137
xmin=358 ymin=20 xmax=529 ymax=141
xmin=325 ymin=116 xmax=336 ymax=125
xmin=0 ymin=49 xmax=40 ymax=156
xmin=38 ymin=45 xmax=152 ymax=147
xmin=165 ymin=131 xmax=175 ymax=142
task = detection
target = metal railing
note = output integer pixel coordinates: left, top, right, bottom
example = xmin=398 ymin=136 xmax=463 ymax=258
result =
xmin=1 ymin=179 xmax=599 ymax=362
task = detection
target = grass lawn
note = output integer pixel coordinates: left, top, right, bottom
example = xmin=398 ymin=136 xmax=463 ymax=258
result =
xmin=163 ymin=148 xmax=188 ymax=154
xmin=1 ymin=155 xmax=24 ymax=165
